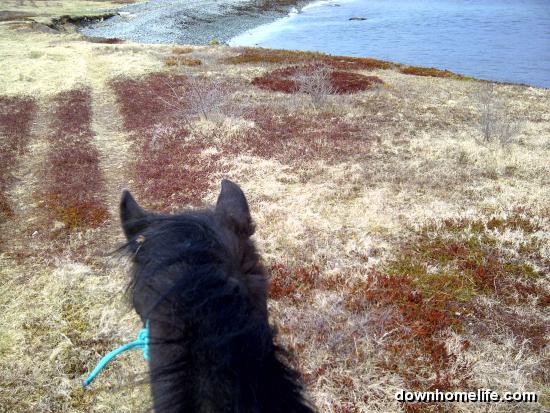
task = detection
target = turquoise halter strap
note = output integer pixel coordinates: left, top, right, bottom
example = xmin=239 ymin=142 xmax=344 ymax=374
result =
xmin=82 ymin=320 xmax=149 ymax=387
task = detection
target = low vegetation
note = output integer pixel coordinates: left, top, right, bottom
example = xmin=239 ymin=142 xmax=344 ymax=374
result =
xmin=164 ymin=56 xmax=202 ymax=67
xmin=252 ymin=64 xmax=384 ymax=95
xmin=224 ymin=47 xmax=393 ymax=70
xmin=398 ymin=65 xmax=471 ymax=80
xmin=0 ymin=95 xmax=36 ymax=220
xmin=41 ymin=88 xmax=108 ymax=231
xmin=172 ymin=46 xmax=194 ymax=55
xmin=226 ymin=47 xmax=471 ymax=79
xmin=111 ymin=74 xmax=225 ymax=210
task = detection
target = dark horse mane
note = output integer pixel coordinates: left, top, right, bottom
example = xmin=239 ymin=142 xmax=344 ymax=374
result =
xmin=120 ymin=180 xmax=317 ymax=413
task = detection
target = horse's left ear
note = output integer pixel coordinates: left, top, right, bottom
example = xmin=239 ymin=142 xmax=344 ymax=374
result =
xmin=120 ymin=190 xmax=152 ymax=240
xmin=216 ymin=179 xmax=255 ymax=236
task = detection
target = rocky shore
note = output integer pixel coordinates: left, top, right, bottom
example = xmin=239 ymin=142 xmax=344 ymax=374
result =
xmin=80 ymin=0 xmax=309 ymax=45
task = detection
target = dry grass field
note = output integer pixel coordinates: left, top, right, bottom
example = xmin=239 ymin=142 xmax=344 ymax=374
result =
xmin=0 ymin=2 xmax=549 ymax=412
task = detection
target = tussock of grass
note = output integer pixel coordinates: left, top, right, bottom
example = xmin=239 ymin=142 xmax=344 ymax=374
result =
xmin=172 ymin=46 xmax=194 ymax=55
xmin=164 ymin=56 xmax=202 ymax=67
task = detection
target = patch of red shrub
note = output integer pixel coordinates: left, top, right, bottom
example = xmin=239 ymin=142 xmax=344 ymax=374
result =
xmin=341 ymin=269 xmax=470 ymax=393
xmin=87 ymin=37 xmax=123 ymax=44
xmin=268 ymin=263 xmax=320 ymax=300
xmin=224 ymin=47 xmax=393 ymax=71
xmin=0 ymin=96 xmax=36 ymax=218
xmin=466 ymin=304 xmax=548 ymax=352
xmin=251 ymin=64 xmax=384 ymax=94
xmin=112 ymin=74 xmax=228 ymax=211
xmin=410 ymin=230 xmax=549 ymax=308
xmin=129 ymin=128 xmax=222 ymax=211
xmin=50 ymin=89 xmax=93 ymax=138
xmin=110 ymin=73 xmax=189 ymax=131
xmin=42 ymin=88 xmax=108 ymax=230
xmin=241 ymin=106 xmax=367 ymax=164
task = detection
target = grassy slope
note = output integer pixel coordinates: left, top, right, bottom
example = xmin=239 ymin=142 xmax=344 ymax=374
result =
xmin=0 ymin=2 xmax=549 ymax=412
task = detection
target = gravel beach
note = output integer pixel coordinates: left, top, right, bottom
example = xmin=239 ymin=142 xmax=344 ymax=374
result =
xmin=80 ymin=0 xmax=309 ymax=45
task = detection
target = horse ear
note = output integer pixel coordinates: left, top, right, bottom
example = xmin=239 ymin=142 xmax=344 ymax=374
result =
xmin=215 ymin=179 xmax=254 ymax=236
xmin=120 ymin=190 xmax=151 ymax=240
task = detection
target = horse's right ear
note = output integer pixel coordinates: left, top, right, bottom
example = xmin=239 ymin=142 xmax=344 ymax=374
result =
xmin=215 ymin=179 xmax=255 ymax=236
xmin=120 ymin=190 xmax=151 ymax=240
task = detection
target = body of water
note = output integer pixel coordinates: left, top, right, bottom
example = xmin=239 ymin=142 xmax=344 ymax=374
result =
xmin=229 ymin=0 xmax=550 ymax=88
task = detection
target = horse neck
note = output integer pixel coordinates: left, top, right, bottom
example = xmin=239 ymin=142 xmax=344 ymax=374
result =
xmin=145 ymin=277 xmax=315 ymax=413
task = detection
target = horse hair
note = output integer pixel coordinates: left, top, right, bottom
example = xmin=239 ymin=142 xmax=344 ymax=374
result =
xmin=120 ymin=180 xmax=317 ymax=413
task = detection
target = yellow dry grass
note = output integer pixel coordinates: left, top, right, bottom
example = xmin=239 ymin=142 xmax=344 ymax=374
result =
xmin=0 ymin=2 xmax=549 ymax=412
xmin=0 ymin=0 xmax=137 ymax=25
xmin=0 ymin=23 xmax=171 ymax=97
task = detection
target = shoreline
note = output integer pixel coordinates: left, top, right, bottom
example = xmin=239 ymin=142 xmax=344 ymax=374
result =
xmin=79 ymin=0 xmax=311 ymax=45
xmin=75 ymin=0 xmax=547 ymax=89
xmin=1 ymin=1 xmax=545 ymax=89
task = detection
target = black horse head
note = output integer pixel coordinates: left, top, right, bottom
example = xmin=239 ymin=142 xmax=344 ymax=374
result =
xmin=120 ymin=180 xmax=316 ymax=413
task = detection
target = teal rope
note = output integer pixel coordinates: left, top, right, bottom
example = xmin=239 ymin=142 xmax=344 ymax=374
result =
xmin=82 ymin=320 xmax=149 ymax=387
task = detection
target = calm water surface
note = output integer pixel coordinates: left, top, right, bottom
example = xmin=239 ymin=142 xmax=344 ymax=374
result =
xmin=230 ymin=0 xmax=550 ymax=88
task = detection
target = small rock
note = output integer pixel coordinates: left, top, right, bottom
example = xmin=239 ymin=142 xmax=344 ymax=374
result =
xmin=52 ymin=220 xmax=65 ymax=230
xmin=118 ymin=12 xmax=136 ymax=20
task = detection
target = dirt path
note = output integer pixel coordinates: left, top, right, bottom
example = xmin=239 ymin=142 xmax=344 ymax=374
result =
xmin=90 ymin=85 xmax=132 ymax=217
xmin=83 ymin=47 xmax=135 ymax=227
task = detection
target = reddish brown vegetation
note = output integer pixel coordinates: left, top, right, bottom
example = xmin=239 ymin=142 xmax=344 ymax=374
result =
xmin=225 ymin=47 xmax=393 ymax=71
xmin=130 ymin=128 xmax=221 ymax=211
xmin=0 ymin=96 xmax=36 ymax=218
xmin=268 ymin=263 xmax=470 ymax=395
xmin=252 ymin=64 xmax=383 ymax=94
xmin=226 ymin=48 xmax=474 ymax=81
xmin=467 ymin=304 xmax=548 ymax=352
xmin=110 ymin=73 xmax=189 ymax=131
xmin=112 ymin=74 xmax=372 ymax=208
xmin=86 ymin=37 xmax=123 ymax=44
xmin=164 ymin=57 xmax=202 ymax=67
xmin=42 ymin=88 xmax=108 ymax=230
xmin=112 ymin=74 xmax=225 ymax=210
xmin=50 ymin=88 xmax=93 ymax=137
xmin=395 ymin=225 xmax=549 ymax=308
xmin=242 ymin=106 xmax=366 ymax=164
xmin=341 ymin=270 xmax=469 ymax=393
xmin=268 ymin=263 xmax=320 ymax=300
xmin=399 ymin=66 xmax=455 ymax=78
xmin=338 ymin=217 xmax=550 ymax=399
xmin=269 ymin=214 xmax=547 ymax=406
